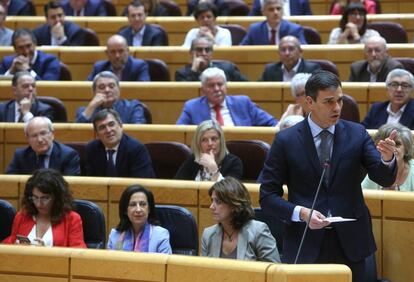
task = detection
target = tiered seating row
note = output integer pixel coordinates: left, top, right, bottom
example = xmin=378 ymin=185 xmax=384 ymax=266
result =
xmin=1 ymin=175 xmax=414 ymax=281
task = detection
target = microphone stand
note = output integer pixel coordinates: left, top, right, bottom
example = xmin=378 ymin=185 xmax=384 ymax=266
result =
xmin=293 ymin=160 xmax=330 ymax=264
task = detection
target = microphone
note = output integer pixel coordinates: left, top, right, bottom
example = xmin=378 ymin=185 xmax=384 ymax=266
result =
xmin=293 ymin=160 xmax=330 ymax=264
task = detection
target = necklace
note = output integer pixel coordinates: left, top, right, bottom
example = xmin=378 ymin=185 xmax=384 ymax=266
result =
xmin=223 ymin=228 xmax=235 ymax=242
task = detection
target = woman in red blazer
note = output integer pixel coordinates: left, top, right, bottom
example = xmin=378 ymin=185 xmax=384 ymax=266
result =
xmin=2 ymin=169 xmax=86 ymax=247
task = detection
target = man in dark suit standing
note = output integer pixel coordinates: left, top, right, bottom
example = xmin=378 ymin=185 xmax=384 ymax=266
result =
xmin=260 ymin=70 xmax=397 ymax=282
xmin=241 ymin=0 xmax=307 ymax=45
xmin=0 ymin=71 xmax=54 ymax=122
xmin=84 ymin=108 xmax=155 ymax=178
xmin=61 ymin=0 xmax=107 ymax=16
xmin=175 ymin=36 xmax=248 ymax=82
xmin=259 ymin=35 xmax=320 ymax=81
xmin=362 ymin=69 xmax=414 ymax=130
xmin=33 ymin=1 xmax=87 ymax=46
xmin=118 ymin=0 xmax=168 ymax=46
xmin=87 ymin=35 xmax=150 ymax=81
xmin=0 ymin=28 xmax=61 ymax=80
xmin=6 ymin=116 xmax=80 ymax=175
xmin=349 ymin=36 xmax=403 ymax=82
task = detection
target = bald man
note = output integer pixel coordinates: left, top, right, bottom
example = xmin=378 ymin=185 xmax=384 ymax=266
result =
xmin=87 ymin=34 xmax=150 ymax=81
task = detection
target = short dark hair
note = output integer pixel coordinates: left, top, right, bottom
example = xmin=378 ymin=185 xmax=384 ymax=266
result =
xmin=339 ymin=3 xmax=367 ymax=36
xmin=92 ymin=108 xmax=123 ymax=131
xmin=22 ymin=169 xmax=74 ymax=224
xmin=12 ymin=28 xmax=37 ymax=47
xmin=305 ymin=70 xmax=342 ymax=101
xmin=208 ymin=177 xmax=254 ymax=230
xmin=44 ymin=0 xmax=63 ymax=17
xmin=126 ymin=0 xmax=144 ymax=15
xmin=116 ymin=185 xmax=159 ymax=232
xmin=193 ymin=2 xmax=218 ymax=20
xmin=12 ymin=71 xmax=32 ymax=86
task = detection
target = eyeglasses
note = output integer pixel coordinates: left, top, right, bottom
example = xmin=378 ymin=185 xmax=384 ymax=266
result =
xmin=29 ymin=195 xmax=52 ymax=204
xmin=27 ymin=130 xmax=51 ymax=140
xmin=128 ymin=201 xmax=148 ymax=209
xmin=194 ymin=47 xmax=213 ymax=53
xmin=387 ymin=82 xmax=413 ymax=91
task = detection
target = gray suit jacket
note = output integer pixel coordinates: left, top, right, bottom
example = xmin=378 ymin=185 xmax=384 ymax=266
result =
xmin=201 ymin=220 xmax=280 ymax=262
xmin=349 ymin=57 xmax=404 ymax=82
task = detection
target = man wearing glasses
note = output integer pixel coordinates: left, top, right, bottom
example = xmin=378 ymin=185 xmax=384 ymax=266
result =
xmin=362 ymin=69 xmax=414 ymax=130
xmin=349 ymin=35 xmax=403 ymax=82
xmin=6 ymin=116 xmax=81 ymax=175
xmin=175 ymin=36 xmax=248 ymax=82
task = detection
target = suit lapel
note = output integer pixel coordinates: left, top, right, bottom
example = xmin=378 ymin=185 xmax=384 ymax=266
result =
xmin=237 ymin=224 xmax=248 ymax=259
xmin=328 ymin=121 xmax=347 ymax=185
xmin=48 ymin=142 xmax=59 ymax=169
xmin=142 ymin=24 xmax=149 ymax=46
xmin=211 ymin=225 xmax=222 ymax=257
xmin=260 ymin=22 xmax=269 ymax=45
xmin=225 ymin=96 xmax=239 ymax=125
xmin=7 ymin=102 xmax=15 ymax=122
xmin=297 ymin=120 xmax=321 ymax=175
xmin=399 ymin=99 xmax=414 ymax=126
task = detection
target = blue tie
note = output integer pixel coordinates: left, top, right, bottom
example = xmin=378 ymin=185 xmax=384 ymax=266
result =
xmin=106 ymin=150 xmax=117 ymax=177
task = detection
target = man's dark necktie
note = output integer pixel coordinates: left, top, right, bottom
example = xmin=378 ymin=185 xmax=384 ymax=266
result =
xmin=36 ymin=154 xmax=46 ymax=169
xmin=270 ymin=29 xmax=276 ymax=45
xmin=318 ymin=130 xmax=332 ymax=186
xmin=106 ymin=149 xmax=117 ymax=177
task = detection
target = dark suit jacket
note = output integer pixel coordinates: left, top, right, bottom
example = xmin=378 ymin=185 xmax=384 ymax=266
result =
xmin=174 ymin=153 xmax=243 ymax=180
xmin=61 ymin=0 xmax=107 ymax=16
xmin=362 ymin=99 xmax=414 ymax=129
xmin=259 ymin=59 xmax=321 ymax=81
xmin=259 ymin=119 xmax=396 ymax=263
xmin=33 ymin=21 xmax=86 ymax=46
xmin=0 ymin=99 xmax=54 ymax=122
xmin=7 ymin=0 xmax=33 ymax=15
xmin=6 ymin=141 xmax=80 ymax=175
xmin=84 ymin=134 xmax=155 ymax=178
xmin=249 ymin=0 xmax=312 ymax=16
xmin=240 ymin=20 xmax=307 ymax=45
xmin=87 ymin=56 xmax=150 ymax=81
xmin=75 ymin=99 xmax=146 ymax=124
xmin=349 ymin=57 xmax=404 ymax=82
xmin=186 ymin=0 xmax=229 ymax=16
xmin=118 ymin=24 xmax=168 ymax=46
xmin=175 ymin=60 xmax=248 ymax=81
xmin=0 ymin=50 xmax=60 ymax=80
xmin=176 ymin=95 xmax=278 ymax=126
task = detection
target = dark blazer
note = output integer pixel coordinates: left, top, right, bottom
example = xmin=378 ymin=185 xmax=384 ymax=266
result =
xmin=7 ymin=0 xmax=33 ymax=15
xmin=0 ymin=50 xmax=60 ymax=80
xmin=249 ymin=0 xmax=312 ymax=16
xmin=61 ymin=0 xmax=107 ymax=16
xmin=176 ymin=95 xmax=278 ymax=126
xmin=349 ymin=57 xmax=404 ymax=82
xmin=75 ymin=99 xmax=146 ymax=124
xmin=33 ymin=21 xmax=86 ymax=46
xmin=0 ymin=99 xmax=54 ymax=122
xmin=362 ymin=99 xmax=414 ymax=130
xmin=174 ymin=153 xmax=243 ymax=180
xmin=84 ymin=134 xmax=155 ymax=178
xmin=175 ymin=60 xmax=248 ymax=82
xmin=87 ymin=56 xmax=150 ymax=81
xmin=259 ymin=119 xmax=396 ymax=263
xmin=186 ymin=0 xmax=229 ymax=16
xmin=6 ymin=141 xmax=80 ymax=175
xmin=118 ymin=24 xmax=168 ymax=46
xmin=259 ymin=60 xmax=321 ymax=81
xmin=240 ymin=20 xmax=307 ymax=45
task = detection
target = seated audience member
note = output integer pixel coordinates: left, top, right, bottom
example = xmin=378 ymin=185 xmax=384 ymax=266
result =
xmin=176 ymin=67 xmax=278 ymax=126
xmin=77 ymin=71 xmax=147 ymax=124
xmin=362 ymin=123 xmax=413 ymax=191
xmin=331 ymin=0 xmax=376 ymax=15
xmin=87 ymin=35 xmax=150 ymax=81
xmin=174 ymin=120 xmax=242 ymax=181
xmin=182 ymin=2 xmax=231 ymax=47
xmin=176 ymin=36 xmax=247 ymax=82
xmin=141 ymin=0 xmax=169 ymax=16
xmin=33 ymin=1 xmax=88 ymax=46
xmin=249 ymin=0 xmax=312 ymax=16
xmin=362 ymin=69 xmax=414 ymax=129
xmin=1 ymin=0 xmax=34 ymax=15
xmin=2 ymin=168 xmax=86 ymax=247
xmin=84 ymin=108 xmax=155 ymax=178
xmin=202 ymin=177 xmax=281 ymax=262
xmin=186 ymin=0 xmax=229 ymax=16
xmin=107 ymin=185 xmax=172 ymax=253
xmin=259 ymin=36 xmax=319 ymax=81
xmin=0 ymin=4 xmax=12 ymax=46
xmin=241 ymin=0 xmax=307 ymax=45
xmin=327 ymin=3 xmax=379 ymax=44
xmin=0 ymin=28 xmax=60 ymax=80
xmin=6 ymin=116 xmax=81 ymax=175
xmin=0 ymin=71 xmax=54 ymax=122
xmin=349 ymin=36 xmax=403 ymax=82
xmin=61 ymin=0 xmax=107 ymax=16
xmin=118 ymin=0 xmax=168 ymax=46
xmin=278 ymin=115 xmax=304 ymax=130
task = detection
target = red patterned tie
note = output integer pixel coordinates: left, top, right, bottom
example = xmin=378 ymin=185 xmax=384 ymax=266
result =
xmin=270 ymin=29 xmax=276 ymax=45
xmin=214 ymin=104 xmax=224 ymax=126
